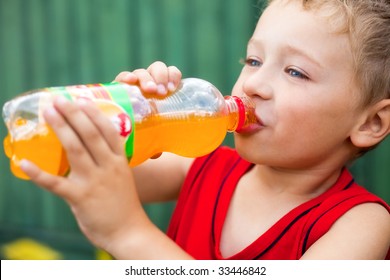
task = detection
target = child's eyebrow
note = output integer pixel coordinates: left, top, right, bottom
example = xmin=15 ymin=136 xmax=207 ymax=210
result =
xmin=247 ymin=38 xmax=261 ymax=49
xmin=247 ymin=38 xmax=324 ymax=69
xmin=284 ymin=44 xmax=324 ymax=69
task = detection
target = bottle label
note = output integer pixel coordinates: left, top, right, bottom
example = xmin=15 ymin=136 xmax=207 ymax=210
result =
xmin=48 ymin=83 xmax=135 ymax=159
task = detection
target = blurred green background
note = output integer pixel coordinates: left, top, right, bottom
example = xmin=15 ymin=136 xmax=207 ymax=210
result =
xmin=0 ymin=0 xmax=388 ymax=259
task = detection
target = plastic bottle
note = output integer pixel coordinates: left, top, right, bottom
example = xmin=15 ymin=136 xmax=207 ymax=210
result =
xmin=2 ymin=78 xmax=257 ymax=180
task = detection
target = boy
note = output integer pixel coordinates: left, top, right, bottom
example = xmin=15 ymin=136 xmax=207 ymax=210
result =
xmin=20 ymin=0 xmax=390 ymax=259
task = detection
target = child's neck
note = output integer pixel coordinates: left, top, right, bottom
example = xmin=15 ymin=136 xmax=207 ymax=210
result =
xmin=250 ymin=164 xmax=344 ymax=198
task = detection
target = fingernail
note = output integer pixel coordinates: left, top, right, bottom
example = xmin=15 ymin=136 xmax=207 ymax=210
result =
xmin=55 ymin=95 xmax=68 ymax=105
xmin=157 ymin=84 xmax=167 ymax=95
xmin=146 ymin=81 xmax=157 ymax=90
xmin=45 ymin=107 xmax=58 ymax=117
xmin=19 ymin=159 xmax=30 ymax=170
xmin=167 ymin=82 xmax=176 ymax=92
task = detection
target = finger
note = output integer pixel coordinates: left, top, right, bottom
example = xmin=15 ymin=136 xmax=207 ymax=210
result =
xmin=132 ymin=69 xmax=158 ymax=94
xmin=147 ymin=61 xmax=170 ymax=95
xmin=49 ymin=97 xmax=111 ymax=167
xmin=78 ymin=99 xmax=125 ymax=156
xmin=20 ymin=159 xmax=72 ymax=200
xmin=44 ymin=101 xmax=96 ymax=173
xmin=114 ymin=71 xmax=139 ymax=84
xmin=167 ymin=66 xmax=182 ymax=92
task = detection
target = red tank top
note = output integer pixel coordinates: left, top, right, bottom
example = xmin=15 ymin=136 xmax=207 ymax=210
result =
xmin=167 ymin=147 xmax=390 ymax=259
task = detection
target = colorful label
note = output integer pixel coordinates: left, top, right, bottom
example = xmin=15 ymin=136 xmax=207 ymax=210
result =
xmin=48 ymin=83 xmax=135 ymax=159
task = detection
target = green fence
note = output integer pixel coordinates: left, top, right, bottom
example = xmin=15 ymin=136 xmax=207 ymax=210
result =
xmin=0 ymin=0 xmax=388 ymax=259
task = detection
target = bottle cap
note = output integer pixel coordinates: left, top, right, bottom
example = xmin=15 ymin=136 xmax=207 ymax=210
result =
xmin=231 ymin=96 xmax=246 ymax=132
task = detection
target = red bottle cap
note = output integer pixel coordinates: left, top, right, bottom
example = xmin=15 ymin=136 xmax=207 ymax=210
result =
xmin=232 ymin=96 xmax=246 ymax=132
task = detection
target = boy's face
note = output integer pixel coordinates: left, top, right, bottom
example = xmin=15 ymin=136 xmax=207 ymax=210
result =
xmin=233 ymin=0 xmax=363 ymax=169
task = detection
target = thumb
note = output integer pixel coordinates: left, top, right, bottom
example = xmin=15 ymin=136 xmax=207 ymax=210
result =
xmin=20 ymin=159 xmax=70 ymax=200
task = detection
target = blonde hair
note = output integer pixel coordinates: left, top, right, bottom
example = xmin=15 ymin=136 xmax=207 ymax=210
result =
xmin=268 ymin=0 xmax=390 ymax=107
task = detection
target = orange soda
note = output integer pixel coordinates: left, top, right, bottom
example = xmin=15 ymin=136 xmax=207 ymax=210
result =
xmin=2 ymin=78 xmax=256 ymax=180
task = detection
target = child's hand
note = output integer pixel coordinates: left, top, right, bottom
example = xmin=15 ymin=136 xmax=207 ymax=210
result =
xmin=115 ymin=61 xmax=182 ymax=96
xmin=18 ymin=62 xmax=187 ymax=258
xmin=115 ymin=61 xmax=182 ymax=160
xmin=19 ymin=96 xmax=148 ymax=252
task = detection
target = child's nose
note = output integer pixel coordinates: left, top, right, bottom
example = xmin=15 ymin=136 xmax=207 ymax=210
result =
xmin=242 ymin=71 xmax=273 ymax=100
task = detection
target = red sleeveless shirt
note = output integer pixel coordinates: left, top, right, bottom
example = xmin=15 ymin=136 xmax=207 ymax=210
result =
xmin=167 ymin=147 xmax=390 ymax=259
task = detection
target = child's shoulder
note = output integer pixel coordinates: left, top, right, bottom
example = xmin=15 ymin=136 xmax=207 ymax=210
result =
xmin=302 ymin=171 xmax=390 ymax=259
xmin=303 ymin=201 xmax=390 ymax=259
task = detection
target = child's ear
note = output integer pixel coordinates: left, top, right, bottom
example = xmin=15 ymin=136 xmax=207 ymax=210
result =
xmin=350 ymin=99 xmax=390 ymax=148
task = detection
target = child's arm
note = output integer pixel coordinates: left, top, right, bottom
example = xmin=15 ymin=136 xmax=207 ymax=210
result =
xmin=114 ymin=62 xmax=193 ymax=203
xmin=132 ymin=153 xmax=193 ymax=203
xmin=301 ymin=203 xmax=390 ymax=259
xmin=20 ymin=62 xmax=195 ymax=259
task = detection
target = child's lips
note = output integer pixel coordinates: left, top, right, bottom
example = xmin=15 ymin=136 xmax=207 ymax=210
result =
xmin=236 ymin=114 xmax=264 ymax=134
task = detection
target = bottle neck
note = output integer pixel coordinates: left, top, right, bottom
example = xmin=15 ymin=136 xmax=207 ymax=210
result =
xmin=225 ymin=96 xmax=256 ymax=132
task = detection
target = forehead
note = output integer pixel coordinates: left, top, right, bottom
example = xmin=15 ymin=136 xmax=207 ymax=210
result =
xmin=251 ymin=0 xmax=353 ymax=67
xmin=267 ymin=0 xmax=349 ymax=33
xmin=259 ymin=0 xmax=329 ymax=33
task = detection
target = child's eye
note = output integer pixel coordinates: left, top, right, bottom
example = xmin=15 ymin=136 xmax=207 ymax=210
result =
xmin=246 ymin=58 xmax=262 ymax=67
xmin=240 ymin=58 xmax=262 ymax=67
xmin=286 ymin=68 xmax=309 ymax=80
